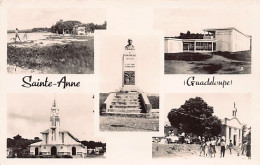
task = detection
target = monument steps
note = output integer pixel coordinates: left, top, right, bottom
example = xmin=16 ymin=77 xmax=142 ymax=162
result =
xmin=102 ymin=112 xmax=149 ymax=118
xmin=107 ymin=108 xmax=142 ymax=114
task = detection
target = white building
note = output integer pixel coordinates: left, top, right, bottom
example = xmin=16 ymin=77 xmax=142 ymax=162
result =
xmin=165 ymin=27 xmax=251 ymax=53
xmin=164 ymin=37 xmax=183 ymax=53
xmin=73 ymin=25 xmax=86 ymax=35
xmin=203 ymin=27 xmax=251 ymax=52
xmin=29 ymin=99 xmax=87 ymax=157
xmin=220 ymin=103 xmax=243 ymax=146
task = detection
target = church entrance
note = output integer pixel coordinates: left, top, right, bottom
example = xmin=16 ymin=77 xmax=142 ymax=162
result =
xmin=72 ymin=147 xmax=76 ymax=155
xmin=233 ymin=135 xmax=237 ymax=146
xmin=51 ymin=146 xmax=57 ymax=155
xmin=35 ymin=147 xmax=39 ymax=155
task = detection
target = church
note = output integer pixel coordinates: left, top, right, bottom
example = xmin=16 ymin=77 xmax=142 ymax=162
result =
xmin=29 ymin=99 xmax=87 ymax=157
xmin=220 ymin=103 xmax=244 ymax=146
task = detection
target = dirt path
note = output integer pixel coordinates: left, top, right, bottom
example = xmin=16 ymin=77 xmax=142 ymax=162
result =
xmin=153 ymin=143 xmax=250 ymax=160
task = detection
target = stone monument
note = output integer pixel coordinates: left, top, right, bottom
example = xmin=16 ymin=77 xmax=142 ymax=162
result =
xmin=102 ymin=39 xmax=152 ymax=116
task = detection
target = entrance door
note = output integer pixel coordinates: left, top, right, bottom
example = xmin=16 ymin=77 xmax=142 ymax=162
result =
xmin=35 ymin=147 xmax=39 ymax=155
xmin=72 ymin=147 xmax=76 ymax=155
xmin=51 ymin=146 xmax=57 ymax=155
xmin=233 ymin=135 xmax=237 ymax=146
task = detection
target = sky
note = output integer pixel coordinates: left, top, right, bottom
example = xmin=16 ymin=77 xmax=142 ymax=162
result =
xmin=7 ymin=8 xmax=106 ymax=30
xmin=7 ymin=93 xmax=105 ymax=142
xmin=99 ymin=33 xmax=161 ymax=93
xmin=154 ymin=8 xmax=254 ymax=37
xmin=164 ymin=93 xmax=251 ymax=126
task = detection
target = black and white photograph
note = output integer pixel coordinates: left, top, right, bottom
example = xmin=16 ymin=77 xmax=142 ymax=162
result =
xmin=7 ymin=8 xmax=106 ymax=74
xmin=154 ymin=8 xmax=253 ymax=74
xmin=98 ymin=33 xmax=161 ymax=132
xmin=153 ymin=94 xmax=251 ymax=160
xmin=7 ymin=93 xmax=106 ymax=158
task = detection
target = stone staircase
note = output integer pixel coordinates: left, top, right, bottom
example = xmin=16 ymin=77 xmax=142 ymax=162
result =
xmin=106 ymin=92 xmax=142 ymax=114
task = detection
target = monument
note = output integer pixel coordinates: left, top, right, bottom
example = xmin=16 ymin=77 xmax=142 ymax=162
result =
xmin=102 ymin=39 xmax=152 ymax=116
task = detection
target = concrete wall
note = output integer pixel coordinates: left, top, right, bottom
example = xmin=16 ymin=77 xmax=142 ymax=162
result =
xmin=30 ymin=144 xmax=87 ymax=156
xmin=215 ymin=29 xmax=233 ymax=52
xmin=139 ymin=93 xmax=152 ymax=113
xmin=165 ymin=39 xmax=183 ymax=53
xmin=215 ymin=29 xmax=250 ymax=52
xmin=232 ymin=29 xmax=251 ymax=52
xmin=103 ymin=92 xmax=116 ymax=113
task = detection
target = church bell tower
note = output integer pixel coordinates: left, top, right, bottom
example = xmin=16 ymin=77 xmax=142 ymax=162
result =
xmin=232 ymin=102 xmax=238 ymax=117
xmin=49 ymin=98 xmax=60 ymax=144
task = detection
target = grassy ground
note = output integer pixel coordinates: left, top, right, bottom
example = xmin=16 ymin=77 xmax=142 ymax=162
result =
xmin=100 ymin=115 xmax=159 ymax=131
xmin=7 ymin=36 xmax=94 ymax=74
xmin=165 ymin=51 xmax=251 ymax=74
xmin=215 ymin=51 xmax=251 ymax=62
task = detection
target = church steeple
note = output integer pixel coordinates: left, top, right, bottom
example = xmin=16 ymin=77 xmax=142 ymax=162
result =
xmin=50 ymin=98 xmax=60 ymax=128
xmin=49 ymin=98 xmax=60 ymax=143
xmin=232 ymin=102 xmax=237 ymax=117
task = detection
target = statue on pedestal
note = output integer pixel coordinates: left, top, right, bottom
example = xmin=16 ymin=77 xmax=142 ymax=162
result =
xmin=125 ymin=38 xmax=135 ymax=50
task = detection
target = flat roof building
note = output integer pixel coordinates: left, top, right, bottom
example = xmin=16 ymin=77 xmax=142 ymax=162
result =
xmin=165 ymin=27 xmax=251 ymax=53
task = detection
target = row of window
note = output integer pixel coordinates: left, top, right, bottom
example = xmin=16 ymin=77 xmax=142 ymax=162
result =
xmin=183 ymin=42 xmax=216 ymax=51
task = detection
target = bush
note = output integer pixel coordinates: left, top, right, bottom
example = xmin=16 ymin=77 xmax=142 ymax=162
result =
xmin=165 ymin=52 xmax=212 ymax=61
xmin=7 ymin=38 xmax=94 ymax=74
xmin=148 ymin=96 xmax=159 ymax=109
xmin=214 ymin=51 xmax=251 ymax=62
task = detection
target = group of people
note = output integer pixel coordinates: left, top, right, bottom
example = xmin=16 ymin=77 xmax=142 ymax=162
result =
xmin=199 ymin=137 xmax=217 ymax=157
xmin=199 ymin=136 xmax=251 ymax=159
xmin=13 ymin=28 xmax=27 ymax=43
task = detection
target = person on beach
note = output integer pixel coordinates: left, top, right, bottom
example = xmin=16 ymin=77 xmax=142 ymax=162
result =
xmin=15 ymin=28 xmax=21 ymax=42
xmin=23 ymin=32 xmax=28 ymax=40
xmin=220 ymin=139 xmax=226 ymax=158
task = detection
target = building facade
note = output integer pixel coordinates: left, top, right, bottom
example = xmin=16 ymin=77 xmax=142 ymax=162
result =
xmin=203 ymin=27 xmax=251 ymax=52
xmin=29 ymin=99 xmax=87 ymax=157
xmin=72 ymin=25 xmax=86 ymax=35
xmin=220 ymin=103 xmax=243 ymax=146
xmin=165 ymin=27 xmax=251 ymax=53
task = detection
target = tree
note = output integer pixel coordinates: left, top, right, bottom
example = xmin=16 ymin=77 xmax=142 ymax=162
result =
xmin=7 ymin=135 xmax=41 ymax=158
xmin=86 ymin=23 xmax=95 ymax=33
xmin=167 ymin=97 xmax=222 ymax=137
xmin=51 ymin=20 xmax=82 ymax=34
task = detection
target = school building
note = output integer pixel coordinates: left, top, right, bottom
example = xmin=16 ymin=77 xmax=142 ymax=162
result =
xmin=165 ymin=27 xmax=251 ymax=53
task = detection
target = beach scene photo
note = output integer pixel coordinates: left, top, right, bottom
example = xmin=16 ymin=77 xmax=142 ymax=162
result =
xmin=7 ymin=8 xmax=106 ymax=74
